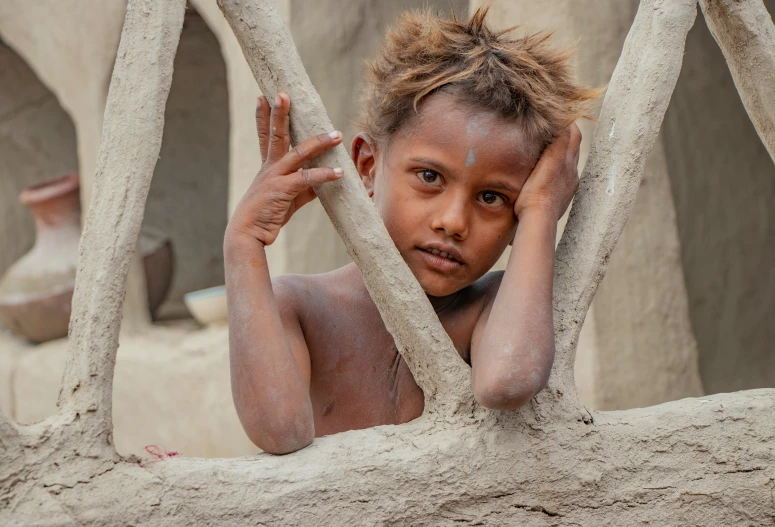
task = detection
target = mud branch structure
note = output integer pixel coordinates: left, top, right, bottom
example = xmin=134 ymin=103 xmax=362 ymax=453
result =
xmin=1 ymin=0 xmax=774 ymax=525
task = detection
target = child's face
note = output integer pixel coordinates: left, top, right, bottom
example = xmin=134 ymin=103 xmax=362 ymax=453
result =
xmin=355 ymin=93 xmax=539 ymax=297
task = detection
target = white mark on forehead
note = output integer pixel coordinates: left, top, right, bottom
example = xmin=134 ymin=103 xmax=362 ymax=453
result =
xmin=464 ymin=116 xmax=491 ymax=168
xmin=466 ymin=116 xmax=491 ymax=137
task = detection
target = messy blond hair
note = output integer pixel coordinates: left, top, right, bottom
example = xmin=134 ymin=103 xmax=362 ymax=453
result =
xmin=356 ymin=6 xmax=600 ymax=148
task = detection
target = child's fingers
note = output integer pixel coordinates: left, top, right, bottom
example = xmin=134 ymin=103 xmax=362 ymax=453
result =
xmin=266 ymin=93 xmax=291 ymax=163
xmin=288 ymin=167 xmax=343 ymax=193
xmin=256 ymin=96 xmax=271 ymax=163
xmin=531 ymin=126 xmax=572 ymax=176
xmin=547 ymin=126 xmax=572 ymax=159
xmin=292 ymin=187 xmax=319 ymax=211
xmin=276 ymin=131 xmax=343 ymax=174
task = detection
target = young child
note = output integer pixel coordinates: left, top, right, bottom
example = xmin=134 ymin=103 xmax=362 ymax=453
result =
xmin=224 ymin=8 xmax=597 ymax=454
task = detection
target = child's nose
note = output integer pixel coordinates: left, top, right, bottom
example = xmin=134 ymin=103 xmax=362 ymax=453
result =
xmin=431 ymin=194 xmax=469 ymax=240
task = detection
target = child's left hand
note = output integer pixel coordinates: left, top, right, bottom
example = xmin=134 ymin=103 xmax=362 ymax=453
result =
xmin=514 ymin=123 xmax=581 ymax=221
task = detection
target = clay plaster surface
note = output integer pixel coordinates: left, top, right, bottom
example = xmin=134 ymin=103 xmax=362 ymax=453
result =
xmin=0 ymin=0 xmax=126 ymax=207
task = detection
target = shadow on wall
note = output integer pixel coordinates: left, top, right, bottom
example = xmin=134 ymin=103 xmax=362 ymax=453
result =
xmin=0 ymin=38 xmax=78 ymax=280
xmin=662 ymin=3 xmax=775 ymax=395
xmin=144 ymin=8 xmax=230 ymax=319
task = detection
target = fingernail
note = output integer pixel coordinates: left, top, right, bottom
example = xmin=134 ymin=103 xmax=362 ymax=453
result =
xmin=329 ymin=131 xmax=341 ymax=140
xmin=275 ymin=93 xmax=282 ymax=106
xmin=333 ymin=168 xmax=343 ymax=176
xmin=256 ymin=97 xmax=261 ymax=107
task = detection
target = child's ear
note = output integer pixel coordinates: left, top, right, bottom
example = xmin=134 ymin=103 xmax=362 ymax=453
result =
xmin=351 ymin=133 xmax=377 ymax=197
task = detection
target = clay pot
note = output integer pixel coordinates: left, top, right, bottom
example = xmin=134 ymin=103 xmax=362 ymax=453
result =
xmin=0 ymin=174 xmax=174 ymax=343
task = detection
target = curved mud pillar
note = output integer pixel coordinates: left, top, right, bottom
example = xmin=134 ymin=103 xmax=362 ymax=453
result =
xmin=471 ymin=0 xmax=704 ymax=409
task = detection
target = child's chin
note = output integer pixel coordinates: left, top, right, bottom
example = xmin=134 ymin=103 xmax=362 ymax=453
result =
xmin=419 ymin=279 xmax=464 ymax=299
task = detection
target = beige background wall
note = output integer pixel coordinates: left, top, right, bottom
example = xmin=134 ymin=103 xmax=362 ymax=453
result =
xmin=663 ymin=1 xmax=775 ymax=394
xmin=144 ymin=12 xmax=230 ymax=314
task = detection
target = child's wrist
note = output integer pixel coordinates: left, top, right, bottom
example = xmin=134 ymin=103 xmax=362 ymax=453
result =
xmin=516 ymin=205 xmax=559 ymax=224
xmin=224 ymin=228 xmax=266 ymax=257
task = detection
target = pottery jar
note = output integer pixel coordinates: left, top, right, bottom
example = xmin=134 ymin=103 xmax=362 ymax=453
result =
xmin=0 ymin=174 xmax=174 ymax=343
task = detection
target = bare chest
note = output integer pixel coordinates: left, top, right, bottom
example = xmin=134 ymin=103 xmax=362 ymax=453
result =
xmin=304 ymin=306 xmax=425 ymax=436
xmin=296 ymin=274 xmax=489 ymax=437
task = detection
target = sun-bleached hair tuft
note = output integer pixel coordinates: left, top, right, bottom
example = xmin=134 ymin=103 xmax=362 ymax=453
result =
xmin=356 ymin=6 xmax=601 ymax=148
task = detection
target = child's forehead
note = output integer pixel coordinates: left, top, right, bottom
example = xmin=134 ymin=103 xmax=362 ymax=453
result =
xmin=392 ymin=93 xmax=540 ymax=168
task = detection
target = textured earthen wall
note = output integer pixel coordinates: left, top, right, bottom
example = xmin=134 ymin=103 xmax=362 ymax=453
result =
xmin=663 ymin=2 xmax=775 ymax=394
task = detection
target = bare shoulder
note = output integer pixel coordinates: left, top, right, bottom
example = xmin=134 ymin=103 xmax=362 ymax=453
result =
xmin=270 ymin=266 xmax=357 ymax=317
xmin=455 ymin=270 xmax=505 ymax=311
xmin=473 ymin=270 xmax=505 ymax=295
xmin=437 ymin=271 xmax=506 ymax=322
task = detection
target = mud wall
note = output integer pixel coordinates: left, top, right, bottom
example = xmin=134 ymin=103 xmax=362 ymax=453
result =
xmin=6 ymin=326 xmax=254 ymax=458
xmin=662 ymin=3 xmax=775 ymax=394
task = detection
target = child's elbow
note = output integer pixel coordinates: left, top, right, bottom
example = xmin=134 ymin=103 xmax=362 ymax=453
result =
xmin=473 ymin=371 xmax=548 ymax=411
xmin=237 ymin=404 xmax=315 ymax=455
xmin=248 ymin=419 xmax=315 ymax=455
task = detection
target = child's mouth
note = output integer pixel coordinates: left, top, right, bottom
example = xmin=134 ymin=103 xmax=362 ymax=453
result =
xmin=417 ymin=247 xmax=463 ymax=272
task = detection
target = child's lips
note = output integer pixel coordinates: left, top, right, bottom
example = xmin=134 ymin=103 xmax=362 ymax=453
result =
xmin=417 ymin=247 xmax=464 ymax=272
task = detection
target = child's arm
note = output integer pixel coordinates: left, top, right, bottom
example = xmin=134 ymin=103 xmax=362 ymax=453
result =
xmin=224 ymin=93 xmax=343 ymax=454
xmin=470 ymin=125 xmax=581 ymax=410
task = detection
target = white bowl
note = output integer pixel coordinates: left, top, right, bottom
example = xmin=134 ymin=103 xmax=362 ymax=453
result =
xmin=183 ymin=285 xmax=228 ymax=325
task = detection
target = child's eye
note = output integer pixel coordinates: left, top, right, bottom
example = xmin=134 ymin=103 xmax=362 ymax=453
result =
xmin=416 ymin=169 xmax=443 ymax=187
xmin=478 ymin=191 xmax=506 ymax=207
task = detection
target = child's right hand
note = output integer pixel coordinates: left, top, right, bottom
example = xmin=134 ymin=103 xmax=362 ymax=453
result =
xmin=226 ymin=92 xmax=344 ymax=247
